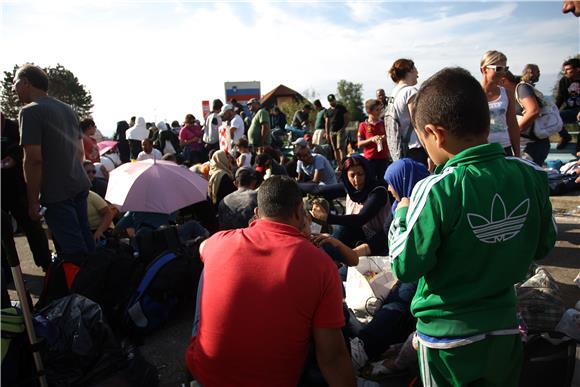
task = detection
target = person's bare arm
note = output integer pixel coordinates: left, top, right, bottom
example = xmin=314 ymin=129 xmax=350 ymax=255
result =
xmin=313 ymin=327 xmax=356 ymax=387
xmin=312 ymin=168 xmax=323 ymax=184
xmin=23 ymin=144 xmax=43 ymax=221
xmin=260 ymin=122 xmax=269 ymax=144
xmin=94 ymin=205 xmax=114 ymax=240
xmin=325 ymin=117 xmax=335 ymax=152
xmin=78 ymin=138 xmax=85 ymax=161
xmin=506 ymin=88 xmax=521 ymax=156
xmin=357 ymin=135 xmax=381 ymax=148
xmin=311 ymin=234 xmax=359 ymax=266
xmin=518 ymin=95 xmax=541 ymax=133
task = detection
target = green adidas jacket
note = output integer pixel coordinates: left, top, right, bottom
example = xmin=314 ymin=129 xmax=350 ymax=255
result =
xmin=389 ymin=143 xmax=557 ymax=338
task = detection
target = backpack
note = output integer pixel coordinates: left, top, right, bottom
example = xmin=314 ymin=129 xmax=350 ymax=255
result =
xmin=384 ymin=85 xmax=414 ymax=161
xmin=125 ymin=250 xmax=199 ymax=334
xmin=515 ymin=82 xmax=563 ymax=139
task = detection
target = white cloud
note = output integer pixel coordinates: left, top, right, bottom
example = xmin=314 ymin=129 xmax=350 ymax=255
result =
xmin=1 ymin=1 xmax=576 ymax=136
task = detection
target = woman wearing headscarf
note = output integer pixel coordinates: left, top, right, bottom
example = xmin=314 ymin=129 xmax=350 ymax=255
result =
xmin=383 ymin=158 xmax=430 ymax=217
xmin=311 ymin=155 xmax=391 ymax=254
xmin=208 ymin=150 xmax=236 ymax=206
xmin=126 ymin=117 xmax=149 ymax=160
xmin=480 ymin=50 xmax=520 ymax=156
xmin=113 ymin=120 xmax=130 ymax=163
xmin=157 ymin=120 xmax=180 ymax=156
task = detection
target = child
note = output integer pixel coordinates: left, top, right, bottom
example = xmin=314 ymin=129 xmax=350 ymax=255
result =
xmin=388 ymin=67 xmax=556 ymax=386
xmin=236 ymin=138 xmax=252 ymax=168
xmin=357 ymin=99 xmax=389 ymax=182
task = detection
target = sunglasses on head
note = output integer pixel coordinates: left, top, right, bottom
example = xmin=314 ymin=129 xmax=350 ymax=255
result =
xmin=486 ymin=65 xmax=509 ymax=73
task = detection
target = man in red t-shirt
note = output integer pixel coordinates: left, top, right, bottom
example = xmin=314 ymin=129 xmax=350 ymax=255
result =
xmin=357 ymin=99 xmax=389 ymax=182
xmin=186 ymin=176 xmax=355 ymax=387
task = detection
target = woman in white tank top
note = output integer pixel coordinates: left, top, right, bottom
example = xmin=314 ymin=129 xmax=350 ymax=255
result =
xmin=480 ymin=50 xmax=520 ymax=156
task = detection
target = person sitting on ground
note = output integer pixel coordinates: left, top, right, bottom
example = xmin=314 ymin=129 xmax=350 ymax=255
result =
xmin=347 ymin=158 xmax=430 ymax=372
xmin=389 ymin=67 xmax=556 ymax=387
xmin=157 ymin=120 xmax=180 ymax=155
xmin=254 ymin=153 xmax=287 ymax=181
xmin=311 ymin=155 xmax=390 ymax=254
xmin=218 ymin=167 xmax=258 ymax=230
xmin=295 ymin=144 xmax=337 ymax=185
xmin=236 ymin=137 xmax=252 ymax=168
xmin=208 ymin=150 xmax=236 ymax=206
xmin=83 ymin=160 xmax=108 ymax=198
xmin=384 ymin=158 xmax=430 ymax=217
xmin=137 ymin=138 xmax=163 ymax=161
xmin=358 ymin=99 xmax=389 ymax=182
xmin=87 ymin=190 xmax=115 ymax=241
xmin=186 ymin=176 xmax=356 ymax=386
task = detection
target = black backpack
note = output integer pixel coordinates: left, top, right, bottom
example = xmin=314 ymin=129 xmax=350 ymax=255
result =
xmin=124 ymin=244 xmax=203 ymax=335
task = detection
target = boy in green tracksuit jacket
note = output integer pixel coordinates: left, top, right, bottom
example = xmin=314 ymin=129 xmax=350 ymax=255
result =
xmin=388 ymin=68 xmax=557 ymax=387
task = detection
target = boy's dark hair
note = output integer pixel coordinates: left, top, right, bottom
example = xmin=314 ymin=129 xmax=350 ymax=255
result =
xmin=563 ymin=58 xmax=580 ymax=68
xmin=237 ymin=137 xmax=249 ymax=148
xmin=412 ymin=67 xmax=489 ymax=139
xmin=16 ymin=64 xmax=49 ymax=92
xmin=388 ymin=59 xmax=415 ymax=83
xmin=313 ymin=99 xmax=322 ymax=108
xmin=257 ymin=176 xmax=302 ymax=219
xmin=364 ymin=99 xmax=381 ymax=112
xmin=303 ymin=104 xmax=312 ymax=110
xmin=79 ymin=118 xmax=96 ymax=132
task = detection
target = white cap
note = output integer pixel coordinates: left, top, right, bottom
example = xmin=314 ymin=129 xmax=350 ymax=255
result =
xmin=220 ymin=104 xmax=234 ymax=115
xmin=292 ymin=138 xmax=308 ymax=147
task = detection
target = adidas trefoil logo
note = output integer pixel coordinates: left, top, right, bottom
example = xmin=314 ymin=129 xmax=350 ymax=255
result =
xmin=467 ymin=194 xmax=529 ymax=244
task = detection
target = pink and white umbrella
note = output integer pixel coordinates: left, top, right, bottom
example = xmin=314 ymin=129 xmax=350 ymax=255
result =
xmin=97 ymin=140 xmax=118 ymax=156
xmin=105 ymin=159 xmax=208 ymax=214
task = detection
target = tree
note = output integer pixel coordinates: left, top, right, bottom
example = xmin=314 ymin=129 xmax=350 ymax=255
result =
xmin=1 ymin=63 xmax=93 ymax=120
xmin=1 ymin=65 xmax=20 ymax=119
xmin=336 ymin=80 xmax=364 ymax=123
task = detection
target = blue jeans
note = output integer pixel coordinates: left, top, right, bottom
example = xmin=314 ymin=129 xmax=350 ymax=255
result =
xmin=44 ymin=190 xmax=95 ymax=258
xmin=357 ymin=282 xmax=417 ymax=359
xmin=523 ymin=138 xmax=550 ymax=166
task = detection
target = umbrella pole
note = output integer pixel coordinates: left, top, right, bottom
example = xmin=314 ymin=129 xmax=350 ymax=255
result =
xmin=2 ymin=211 xmax=48 ymax=387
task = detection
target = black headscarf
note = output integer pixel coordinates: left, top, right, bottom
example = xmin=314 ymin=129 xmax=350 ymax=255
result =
xmin=341 ymin=155 xmax=383 ymax=204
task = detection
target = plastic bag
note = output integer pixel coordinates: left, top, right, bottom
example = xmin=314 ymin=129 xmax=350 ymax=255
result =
xmin=345 ymin=256 xmax=397 ymax=321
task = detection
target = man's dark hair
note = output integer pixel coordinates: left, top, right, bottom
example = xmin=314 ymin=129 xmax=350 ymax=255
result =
xmin=16 ymin=64 xmax=49 ymax=92
xmin=212 ymin=99 xmax=224 ymax=111
xmin=412 ymin=67 xmax=489 ymax=139
xmin=563 ymin=58 xmax=580 ymax=69
xmin=303 ymin=104 xmax=312 ymax=110
xmin=255 ymin=153 xmax=271 ymax=166
xmin=79 ymin=118 xmax=96 ymax=132
xmin=257 ymin=176 xmax=302 ymax=219
xmin=313 ymin=99 xmax=322 ymax=108
xmin=235 ymin=167 xmax=257 ymax=187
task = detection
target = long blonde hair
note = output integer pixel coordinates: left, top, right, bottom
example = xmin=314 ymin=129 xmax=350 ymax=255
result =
xmin=480 ymin=50 xmax=507 ymax=68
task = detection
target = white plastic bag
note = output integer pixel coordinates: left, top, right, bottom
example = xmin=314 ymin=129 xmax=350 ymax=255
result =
xmin=345 ymin=256 xmax=397 ymax=320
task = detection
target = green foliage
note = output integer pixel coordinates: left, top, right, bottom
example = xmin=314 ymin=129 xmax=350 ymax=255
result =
xmin=1 ymin=63 xmax=93 ymax=120
xmin=336 ymin=80 xmax=364 ymax=123
xmin=1 ymin=65 xmax=20 ymax=119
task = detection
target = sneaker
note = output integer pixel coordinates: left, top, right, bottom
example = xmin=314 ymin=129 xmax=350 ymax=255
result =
xmin=556 ymin=135 xmax=571 ymax=150
xmin=350 ymin=337 xmax=369 ymax=371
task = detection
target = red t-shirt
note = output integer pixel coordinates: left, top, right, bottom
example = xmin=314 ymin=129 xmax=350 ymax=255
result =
xmin=186 ymin=219 xmax=344 ymax=387
xmin=357 ymin=120 xmax=388 ymax=160
xmin=82 ymin=135 xmax=100 ymax=163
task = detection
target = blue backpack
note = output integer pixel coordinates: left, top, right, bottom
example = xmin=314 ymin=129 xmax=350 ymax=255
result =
xmin=125 ymin=251 xmax=191 ymax=334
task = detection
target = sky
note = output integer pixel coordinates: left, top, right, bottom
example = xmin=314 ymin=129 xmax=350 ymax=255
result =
xmin=1 ymin=0 xmax=579 ymax=136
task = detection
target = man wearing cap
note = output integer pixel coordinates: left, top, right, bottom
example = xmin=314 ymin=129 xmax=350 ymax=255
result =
xmin=218 ymin=104 xmax=245 ymax=154
xmin=218 ymin=167 xmax=258 ymax=230
xmin=295 ymin=144 xmax=337 ymax=185
xmin=291 ymin=104 xmax=312 ymax=129
xmin=203 ymin=99 xmax=223 ymax=156
xmin=324 ymin=94 xmax=349 ymax=168
xmin=247 ymin=98 xmax=271 ymax=149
